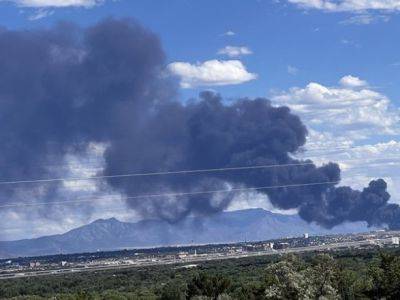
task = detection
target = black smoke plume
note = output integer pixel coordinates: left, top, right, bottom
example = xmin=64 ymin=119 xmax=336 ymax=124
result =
xmin=0 ymin=18 xmax=398 ymax=229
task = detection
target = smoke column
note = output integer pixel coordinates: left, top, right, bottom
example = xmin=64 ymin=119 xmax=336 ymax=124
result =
xmin=0 ymin=18 xmax=398 ymax=229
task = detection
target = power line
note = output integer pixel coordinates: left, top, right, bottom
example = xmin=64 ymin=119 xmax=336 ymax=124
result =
xmin=66 ymin=159 xmax=400 ymax=179
xmin=41 ymin=154 xmax=400 ymax=172
xmin=0 ymin=161 xmax=400 ymax=204
xmin=3 ymin=159 xmax=400 ymax=200
xmin=47 ymin=153 xmax=400 ymax=168
xmin=1 ymin=156 xmax=400 ymax=186
xmin=299 ymin=146 xmax=359 ymax=153
xmin=299 ymin=143 xmax=400 ymax=153
xmin=0 ymin=162 xmax=318 ymax=185
xmin=0 ymin=180 xmax=340 ymax=209
xmin=0 ymin=140 xmax=392 ymax=175
xmin=18 ymin=143 xmax=400 ymax=168
xmin=5 ymin=143 xmax=398 ymax=172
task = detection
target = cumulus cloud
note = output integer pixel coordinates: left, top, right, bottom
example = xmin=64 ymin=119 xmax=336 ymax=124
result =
xmin=168 ymin=59 xmax=257 ymax=88
xmin=222 ymin=30 xmax=236 ymax=36
xmin=275 ymin=75 xmax=400 ymax=208
xmin=217 ymin=46 xmax=253 ymax=58
xmin=297 ymin=140 xmax=400 ymax=206
xmin=272 ymin=75 xmax=400 ymax=140
xmin=2 ymin=0 xmax=103 ymax=7
xmin=288 ymin=0 xmax=400 ymax=12
xmin=339 ymin=75 xmax=368 ymax=87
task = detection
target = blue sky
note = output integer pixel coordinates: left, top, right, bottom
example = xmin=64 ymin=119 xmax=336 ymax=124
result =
xmin=1 ymin=0 xmax=399 ymax=101
xmin=1 ymin=0 xmax=400 ymax=239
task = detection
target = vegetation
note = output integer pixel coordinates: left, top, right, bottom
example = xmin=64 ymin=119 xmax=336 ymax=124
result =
xmin=2 ymin=248 xmax=400 ymax=299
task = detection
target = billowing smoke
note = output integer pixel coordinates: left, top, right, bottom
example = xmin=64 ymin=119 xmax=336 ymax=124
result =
xmin=0 ymin=18 xmax=172 ymax=208
xmin=0 ymin=18 xmax=398 ymax=229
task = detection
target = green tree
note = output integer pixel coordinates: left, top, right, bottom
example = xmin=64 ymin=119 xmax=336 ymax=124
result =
xmin=264 ymin=255 xmax=314 ymax=299
xmin=160 ymin=280 xmax=186 ymax=300
xmin=74 ymin=291 xmax=94 ymax=300
xmin=233 ymin=283 xmax=265 ymax=300
xmin=336 ymin=267 xmax=363 ymax=300
xmin=310 ymin=254 xmax=340 ymax=299
xmin=264 ymin=254 xmax=340 ymax=299
xmin=367 ymin=252 xmax=400 ymax=299
xmin=187 ymin=273 xmax=231 ymax=300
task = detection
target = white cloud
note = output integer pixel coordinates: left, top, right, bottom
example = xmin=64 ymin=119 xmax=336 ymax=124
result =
xmin=2 ymin=0 xmax=103 ymax=7
xmin=28 ymin=8 xmax=53 ymax=20
xmin=288 ymin=0 xmax=400 ymax=12
xmin=227 ymin=190 xmax=298 ymax=215
xmin=168 ymin=59 xmax=257 ymax=89
xmin=0 ymin=195 xmax=138 ymax=241
xmin=296 ymin=140 xmax=400 ymax=204
xmin=217 ymin=46 xmax=253 ymax=58
xmin=339 ymin=75 xmax=368 ymax=87
xmin=340 ymin=13 xmax=390 ymax=25
xmin=341 ymin=39 xmax=361 ymax=47
xmin=288 ymin=0 xmax=398 ymax=25
xmin=0 ymin=142 xmax=140 ymax=241
xmin=287 ymin=65 xmax=299 ymax=75
xmin=222 ymin=30 xmax=236 ymax=36
xmin=274 ymin=75 xmax=400 ymax=204
xmin=272 ymin=75 xmax=400 ymax=140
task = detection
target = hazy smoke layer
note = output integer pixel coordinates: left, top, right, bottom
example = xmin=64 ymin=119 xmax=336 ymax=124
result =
xmin=0 ymin=18 xmax=398 ymax=229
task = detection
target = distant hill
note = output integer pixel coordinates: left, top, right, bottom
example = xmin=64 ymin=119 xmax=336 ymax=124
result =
xmin=0 ymin=209 xmax=375 ymax=258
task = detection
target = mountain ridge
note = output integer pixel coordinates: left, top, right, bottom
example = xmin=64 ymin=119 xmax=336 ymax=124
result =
xmin=0 ymin=208 xmax=375 ymax=258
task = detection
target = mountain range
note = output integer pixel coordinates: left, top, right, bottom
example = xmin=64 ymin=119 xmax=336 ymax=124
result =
xmin=0 ymin=209 xmax=376 ymax=258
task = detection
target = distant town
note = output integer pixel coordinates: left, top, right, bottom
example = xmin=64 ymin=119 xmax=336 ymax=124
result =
xmin=2 ymin=229 xmax=400 ymax=280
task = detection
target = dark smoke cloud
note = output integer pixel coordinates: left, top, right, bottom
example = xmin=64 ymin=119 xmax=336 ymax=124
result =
xmin=0 ymin=18 xmax=398 ymax=230
xmin=0 ymin=18 xmax=173 ymax=206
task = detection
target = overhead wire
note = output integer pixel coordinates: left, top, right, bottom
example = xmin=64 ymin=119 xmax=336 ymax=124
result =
xmin=0 ymin=156 xmax=400 ymax=186
xmin=17 ymin=143 xmax=400 ymax=169
xmin=0 ymin=180 xmax=340 ymax=209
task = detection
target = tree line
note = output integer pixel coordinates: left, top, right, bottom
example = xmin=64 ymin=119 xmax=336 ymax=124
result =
xmin=2 ymin=249 xmax=400 ymax=299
